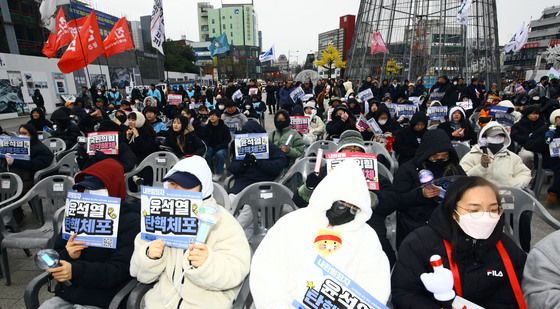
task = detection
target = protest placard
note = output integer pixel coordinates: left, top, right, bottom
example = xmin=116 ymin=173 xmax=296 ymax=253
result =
xmin=290 ymin=86 xmax=305 ymax=102
xmin=357 ymin=88 xmax=374 ymax=102
xmin=326 ymin=152 xmax=379 ymax=190
xmin=356 ymin=116 xmax=370 ymax=133
xmin=86 ymin=131 xmax=119 ymax=155
xmin=232 ymin=89 xmax=243 ymax=101
xmin=367 ymin=117 xmax=384 ymax=135
xmin=0 ymin=136 xmax=31 ymax=160
xmin=395 ymin=104 xmax=417 ymax=120
xmin=427 ymin=106 xmax=448 ymax=121
xmin=167 ymin=94 xmax=182 ymax=106
xmin=63 ymin=192 xmax=121 ymax=249
xmin=291 ymin=116 xmax=310 ymax=134
xmin=140 ymin=186 xmax=211 ymax=249
xmin=550 ymin=138 xmax=560 ymax=158
xmin=456 ymin=100 xmax=473 ymax=111
xmin=489 ymin=106 xmax=510 ymax=117
xmin=495 ymin=112 xmax=515 ymax=128
xmin=383 ymin=103 xmax=397 ymax=118
xmin=249 ymin=88 xmax=258 ymax=96
xmin=409 ymin=96 xmax=422 ymax=106
xmin=234 ymin=133 xmax=269 ymax=160
xmin=292 ymin=255 xmax=389 ymax=309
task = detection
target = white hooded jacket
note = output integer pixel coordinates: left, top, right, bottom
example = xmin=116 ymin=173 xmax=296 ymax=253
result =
xmin=130 ymin=156 xmax=251 ymax=309
xmin=460 ymin=121 xmax=532 ymax=188
xmin=250 ymin=160 xmax=391 ymax=308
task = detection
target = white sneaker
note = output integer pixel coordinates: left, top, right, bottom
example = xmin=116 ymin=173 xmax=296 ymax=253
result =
xmin=212 ymin=174 xmax=222 ymax=182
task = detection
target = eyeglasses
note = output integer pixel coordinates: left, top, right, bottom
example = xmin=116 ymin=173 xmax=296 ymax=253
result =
xmin=333 ymin=200 xmax=360 ymax=215
xmin=456 ymin=205 xmax=503 ymax=218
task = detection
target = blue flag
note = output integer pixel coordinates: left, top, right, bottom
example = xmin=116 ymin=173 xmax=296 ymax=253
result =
xmin=259 ymin=45 xmax=276 ymax=62
xmin=208 ymin=33 xmax=230 ymax=57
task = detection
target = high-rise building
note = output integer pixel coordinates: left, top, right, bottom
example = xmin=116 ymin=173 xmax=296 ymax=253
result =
xmin=140 ymin=15 xmax=152 ymax=51
xmin=339 ymin=15 xmax=356 ymax=60
xmin=503 ymin=6 xmax=560 ymax=79
xmin=207 ymin=4 xmax=258 ymax=47
xmin=317 ymin=15 xmax=356 ymax=61
xmin=130 ymin=20 xmax=144 ymax=51
xmin=198 ymin=2 xmax=213 ymax=42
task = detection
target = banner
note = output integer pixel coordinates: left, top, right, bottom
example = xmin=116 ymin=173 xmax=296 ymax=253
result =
xmin=550 ymin=138 xmax=560 ymax=158
xmin=0 ymin=136 xmax=31 ymax=160
xmin=427 ymin=106 xmax=448 ymax=121
xmin=357 ymin=88 xmax=374 ymax=102
xmin=489 ymin=106 xmax=510 ymax=117
xmin=395 ymin=104 xmax=417 ymax=120
xmin=141 ymin=186 xmax=206 ymax=249
xmin=259 ymin=45 xmax=276 ymax=62
xmin=370 ymin=31 xmax=389 ymax=55
xmin=63 ymin=191 xmax=121 ymax=249
xmin=150 ymin=0 xmax=165 ymax=54
xmin=234 ymin=133 xmax=270 ymax=160
xmin=208 ymin=33 xmax=230 ymax=57
xmin=292 ymin=255 xmax=389 ymax=309
xmin=167 ymin=94 xmax=182 ymax=106
xmin=58 ymin=12 xmax=104 ymax=74
xmin=104 ymin=17 xmax=134 ymax=58
xmin=456 ymin=100 xmax=473 ymax=111
xmin=86 ymin=131 xmax=119 ymax=155
xmin=383 ymin=103 xmax=397 ymax=118
xmin=290 ymin=86 xmax=305 ymax=103
xmin=457 ymin=0 xmax=473 ymax=25
xmin=291 ymin=116 xmax=310 ymax=134
xmin=326 ymin=152 xmax=379 ymax=190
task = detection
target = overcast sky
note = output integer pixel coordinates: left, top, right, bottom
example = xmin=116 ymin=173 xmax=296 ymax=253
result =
xmin=91 ymin=0 xmax=558 ymax=63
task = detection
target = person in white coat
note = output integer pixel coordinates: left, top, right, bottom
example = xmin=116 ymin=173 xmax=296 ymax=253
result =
xmin=460 ymin=121 xmax=531 ymax=188
xmin=302 ymin=101 xmax=326 ymax=145
xmin=129 ymin=156 xmax=251 ymax=309
xmin=250 ymin=160 xmax=391 ymax=309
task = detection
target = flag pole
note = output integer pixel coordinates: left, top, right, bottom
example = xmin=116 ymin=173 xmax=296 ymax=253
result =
xmin=69 ymin=0 xmax=92 ymax=89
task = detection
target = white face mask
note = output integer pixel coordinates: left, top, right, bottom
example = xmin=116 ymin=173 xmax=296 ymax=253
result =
xmin=378 ymin=119 xmax=388 ymax=126
xmin=486 ymin=135 xmax=505 ymax=144
xmin=455 ymin=212 xmax=500 ymax=240
xmin=85 ymin=188 xmax=109 ymax=196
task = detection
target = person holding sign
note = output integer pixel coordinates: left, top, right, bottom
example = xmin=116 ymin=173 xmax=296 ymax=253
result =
xmin=39 ymin=159 xmax=140 ymax=309
xmin=392 ymin=177 xmax=527 ymax=309
xmin=27 ymin=108 xmax=53 ymax=132
xmin=221 ymin=100 xmax=248 ymax=137
xmin=437 ymin=106 xmax=476 ymax=146
xmin=302 ymin=101 xmax=326 ymax=145
xmin=130 ymin=156 xmax=251 ymax=309
xmin=251 ymin=160 xmax=391 ymax=308
xmin=393 ymin=111 xmax=428 ymax=165
xmin=326 ymin=105 xmax=358 ymax=140
xmin=165 ymin=116 xmax=206 ymax=158
xmin=270 ymin=110 xmax=305 ymax=163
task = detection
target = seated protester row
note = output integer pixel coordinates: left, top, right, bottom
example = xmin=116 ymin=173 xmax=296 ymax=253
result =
xmin=269 ymin=110 xmax=305 ymax=163
xmin=392 ymin=176 xmax=527 ymax=309
xmin=460 ymin=121 xmax=531 ymax=188
xmin=393 ymin=129 xmax=465 ymax=246
xmin=438 ymin=106 xmax=476 ymax=146
xmin=39 ymin=159 xmax=139 ymax=309
xmin=1 ymin=124 xmax=54 ymax=223
xmin=143 ymin=106 xmax=168 ymax=135
xmin=228 ymin=120 xmax=288 ymax=195
xmin=165 ymin=116 xmax=206 ymax=158
xmin=221 ymin=100 xmax=248 ymax=136
xmin=126 ymin=111 xmax=159 ymax=165
xmin=28 ymin=108 xmax=53 ymax=132
xmin=393 ymin=111 xmax=428 ymax=165
xmin=202 ymin=110 xmax=232 ymax=181
xmin=511 ymin=104 xmax=546 ymax=169
xmin=326 ymin=105 xmax=358 ymax=139
xmin=525 ymin=108 xmax=560 ymax=205
xmin=130 ymin=156 xmax=251 ymax=309
xmin=50 ymin=107 xmax=82 ymax=149
xmin=251 ymin=160 xmax=391 ymax=308
xmin=301 ymin=101 xmax=326 ymax=146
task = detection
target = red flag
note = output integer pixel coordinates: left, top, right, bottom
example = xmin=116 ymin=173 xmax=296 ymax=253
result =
xmin=42 ymin=33 xmax=57 ymax=58
xmin=103 ymin=17 xmax=134 ymax=58
xmin=370 ymin=32 xmax=389 ymax=55
xmin=42 ymin=8 xmax=73 ymax=58
xmin=58 ymin=12 xmax=104 ymax=74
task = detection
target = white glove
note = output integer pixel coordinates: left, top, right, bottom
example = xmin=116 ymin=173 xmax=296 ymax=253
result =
xmin=397 ymin=115 xmax=406 ymax=122
xmin=244 ymin=110 xmax=250 ymax=116
xmin=5 ymin=154 xmax=14 ymax=166
xmin=420 ymin=255 xmax=455 ymax=302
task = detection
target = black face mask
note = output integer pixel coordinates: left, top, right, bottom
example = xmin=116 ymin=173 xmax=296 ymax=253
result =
xmin=199 ymin=115 xmax=208 ymax=122
xmin=274 ymin=119 xmax=290 ymax=130
xmin=488 ymin=143 xmax=503 ymax=154
xmin=326 ymin=201 xmax=357 ymax=226
xmin=425 ymin=159 xmax=449 ymax=178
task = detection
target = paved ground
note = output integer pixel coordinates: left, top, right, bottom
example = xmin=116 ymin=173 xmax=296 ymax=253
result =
xmin=1 ymin=111 xmax=559 ymax=308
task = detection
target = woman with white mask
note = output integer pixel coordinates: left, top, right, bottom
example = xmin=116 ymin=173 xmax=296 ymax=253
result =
xmin=391 ymin=176 xmax=527 ymax=309
xmin=302 ymin=101 xmax=325 ymax=145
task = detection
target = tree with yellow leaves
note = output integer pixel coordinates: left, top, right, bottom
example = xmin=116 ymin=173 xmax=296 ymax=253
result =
xmin=314 ymin=44 xmax=347 ymax=79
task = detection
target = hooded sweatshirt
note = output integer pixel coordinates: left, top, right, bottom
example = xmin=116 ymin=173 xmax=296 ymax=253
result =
xmin=221 ymin=108 xmax=248 ymax=136
xmin=27 ymin=108 xmax=53 ymax=132
xmin=511 ymin=105 xmax=546 ymax=147
xmin=53 ymin=159 xmax=140 ymax=308
xmin=130 ymin=156 xmax=251 ymax=309
xmin=250 ymin=160 xmax=391 ymax=308
xmin=437 ymin=106 xmax=476 ymax=145
xmin=460 ymin=121 xmax=532 ymax=188
xmin=51 ymin=108 xmax=82 ymax=149
xmin=393 ymin=111 xmax=428 ymax=165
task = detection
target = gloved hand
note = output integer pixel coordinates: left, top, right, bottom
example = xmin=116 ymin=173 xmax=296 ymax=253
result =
xmin=420 ymin=256 xmax=456 ymax=302
xmin=545 ymin=130 xmax=556 ymax=142
xmin=306 ymin=172 xmax=322 ymax=190
xmin=242 ymin=153 xmax=257 ymax=167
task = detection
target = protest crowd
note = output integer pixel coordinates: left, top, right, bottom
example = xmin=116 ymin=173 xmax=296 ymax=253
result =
xmin=3 ymin=74 xmax=560 ymax=309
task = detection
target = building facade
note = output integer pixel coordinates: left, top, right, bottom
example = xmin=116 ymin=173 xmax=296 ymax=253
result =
xmin=197 ymin=2 xmax=213 ymax=42
xmin=207 ymin=4 xmax=258 ymax=47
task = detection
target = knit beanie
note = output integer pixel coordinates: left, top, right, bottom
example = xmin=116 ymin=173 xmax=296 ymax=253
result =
xmin=336 ymin=130 xmax=366 ymax=152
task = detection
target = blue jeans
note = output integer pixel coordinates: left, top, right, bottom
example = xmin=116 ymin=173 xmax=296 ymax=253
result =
xmin=205 ymin=147 xmax=227 ymax=175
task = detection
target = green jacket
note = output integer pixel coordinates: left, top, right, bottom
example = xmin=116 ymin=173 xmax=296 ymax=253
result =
xmin=269 ymin=127 xmax=304 ymax=160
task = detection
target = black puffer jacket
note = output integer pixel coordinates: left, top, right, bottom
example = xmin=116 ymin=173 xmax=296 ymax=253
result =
xmin=326 ymin=106 xmax=358 ymax=139
xmin=393 ymin=129 xmax=465 ymax=245
xmin=27 ymin=108 xmax=53 ymax=132
xmin=393 ymin=112 xmax=428 ymax=165
xmin=51 ymin=108 xmax=82 ymax=149
xmin=437 ymin=107 xmax=476 ymax=145
xmin=200 ymin=119 xmax=232 ymax=150
xmin=391 ymin=203 xmax=526 ymax=309
xmin=511 ymin=105 xmax=546 ymax=147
